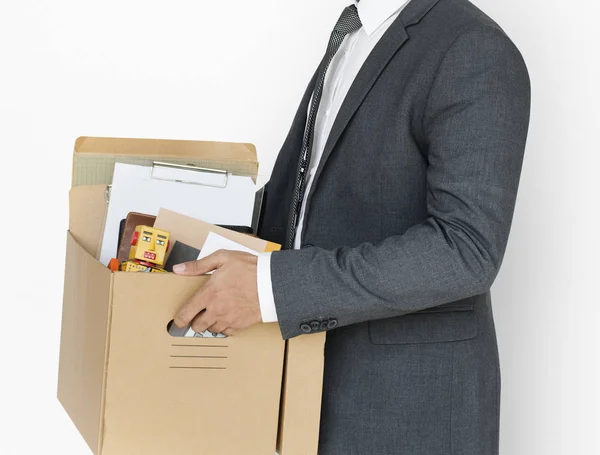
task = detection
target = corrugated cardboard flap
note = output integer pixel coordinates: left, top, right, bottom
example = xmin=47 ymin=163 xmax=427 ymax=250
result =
xmin=72 ymin=136 xmax=259 ymax=187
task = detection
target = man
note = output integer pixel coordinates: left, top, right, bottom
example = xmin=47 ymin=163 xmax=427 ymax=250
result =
xmin=173 ymin=0 xmax=531 ymax=453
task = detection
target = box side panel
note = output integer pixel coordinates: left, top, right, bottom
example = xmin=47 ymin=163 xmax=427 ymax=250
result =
xmin=278 ymin=334 xmax=326 ymax=455
xmin=57 ymin=233 xmax=113 ymax=454
xmin=276 ymin=343 xmax=291 ymax=454
xmin=101 ymin=273 xmax=285 ymax=455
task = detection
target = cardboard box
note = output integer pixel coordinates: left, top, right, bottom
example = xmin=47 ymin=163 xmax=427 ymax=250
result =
xmin=58 ymin=137 xmax=325 ymax=455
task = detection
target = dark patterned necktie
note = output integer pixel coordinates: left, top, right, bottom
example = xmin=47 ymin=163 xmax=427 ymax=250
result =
xmin=285 ymin=4 xmax=363 ymax=249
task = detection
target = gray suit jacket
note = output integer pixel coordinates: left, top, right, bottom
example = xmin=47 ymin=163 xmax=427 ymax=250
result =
xmin=258 ymin=0 xmax=530 ymax=453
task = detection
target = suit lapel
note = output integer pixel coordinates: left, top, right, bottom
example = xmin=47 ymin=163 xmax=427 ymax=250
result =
xmin=307 ymin=0 xmax=442 ymax=198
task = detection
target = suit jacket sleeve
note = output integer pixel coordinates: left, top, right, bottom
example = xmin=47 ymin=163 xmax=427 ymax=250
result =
xmin=269 ymin=25 xmax=531 ymax=340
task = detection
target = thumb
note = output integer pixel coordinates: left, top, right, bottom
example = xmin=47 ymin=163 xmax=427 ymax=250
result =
xmin=172 ymin=250 xmax=227 ymax=276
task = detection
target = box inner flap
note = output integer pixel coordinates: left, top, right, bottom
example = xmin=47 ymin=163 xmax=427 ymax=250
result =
xmin=73 ymin=137 xmax=258 ymax=187
xmin=154 ymin=208 xmax=274 ymax=254
xmin=69 ymin=185 xmax=107 ymax=257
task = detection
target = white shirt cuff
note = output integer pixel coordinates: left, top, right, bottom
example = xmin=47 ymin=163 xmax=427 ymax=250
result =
xmin=257 ymin=252 xmax=278 ymax=323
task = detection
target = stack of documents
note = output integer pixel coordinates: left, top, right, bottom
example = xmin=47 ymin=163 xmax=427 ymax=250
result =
xmin=99 ymin=162 xmax=257 ymax=266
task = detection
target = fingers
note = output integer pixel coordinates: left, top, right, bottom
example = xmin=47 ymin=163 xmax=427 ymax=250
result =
xmin=207 ymin=322 xmax=228 ymax=335
xmin=190 ymin=311 xmax=215 ymax=335
xmin=173 ymin=285 xmax=210 ymax=327
xmin=172 ymin=250 xmax=228 ymax=276
xmin=208 ymin=324 xmax=235 ymax=337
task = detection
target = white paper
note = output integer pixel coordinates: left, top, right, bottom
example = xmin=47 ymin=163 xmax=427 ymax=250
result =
xmin=196 ymin=232 xmax=260 ymax=277
xmin=197 ymin=232 xmax=260 ymax=260
xmin=182 ymin=327 xmax=227 ymax=338
xmin=99 ymin=163 xmax=256 ymax=266
xmin=167 ymin=322 xmax=227 ymax=339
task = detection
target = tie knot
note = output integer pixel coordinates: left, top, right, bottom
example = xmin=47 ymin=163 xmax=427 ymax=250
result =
xmin=333 ymin=4 xmax=362 ymax=35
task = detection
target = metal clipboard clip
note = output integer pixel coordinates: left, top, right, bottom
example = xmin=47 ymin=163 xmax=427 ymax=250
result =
xmin=150 ymin=161 xmax=229 ymax=188
xmin=102 ymin=160 xmax=264 ymax=234
xmin=104 ymin=162 xmax=229 ymax=204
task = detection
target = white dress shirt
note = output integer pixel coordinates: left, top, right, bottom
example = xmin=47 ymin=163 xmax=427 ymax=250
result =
xmin=257 ymin=0 xmax=412 ymax=323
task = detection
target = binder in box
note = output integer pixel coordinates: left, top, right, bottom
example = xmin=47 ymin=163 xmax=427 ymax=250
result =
xmin=58 ymin=137 xmax=325 ymax=455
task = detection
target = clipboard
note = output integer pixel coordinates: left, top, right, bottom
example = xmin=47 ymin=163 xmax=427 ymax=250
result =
xmin=98 ymin=161 xmax=263 ymax=266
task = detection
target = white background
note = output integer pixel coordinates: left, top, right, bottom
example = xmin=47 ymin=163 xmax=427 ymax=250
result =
xmin=0 ymin=1 xmax=598 ymax=454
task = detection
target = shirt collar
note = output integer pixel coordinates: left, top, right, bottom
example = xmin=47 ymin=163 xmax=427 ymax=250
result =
xmin=355 ymin=0 xmax=412 ymax=36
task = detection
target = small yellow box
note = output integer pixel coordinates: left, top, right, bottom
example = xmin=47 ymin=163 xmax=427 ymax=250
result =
xmin=121 ymin=260 xmax=167 ymax=273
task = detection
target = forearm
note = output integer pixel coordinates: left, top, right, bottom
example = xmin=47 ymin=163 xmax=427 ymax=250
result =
xmin=270 ymin=25 xmax=531 ymax=340
xmin=271 ymin=213 xmax=504 ymax=339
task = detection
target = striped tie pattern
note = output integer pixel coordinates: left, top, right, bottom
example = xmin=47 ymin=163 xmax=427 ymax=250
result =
xmin=285 ymin=5 xmax=363 ymax=249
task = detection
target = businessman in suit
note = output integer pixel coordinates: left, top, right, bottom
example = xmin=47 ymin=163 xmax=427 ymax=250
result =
xmin=173 ymin=0 xmax=531 ymax=453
